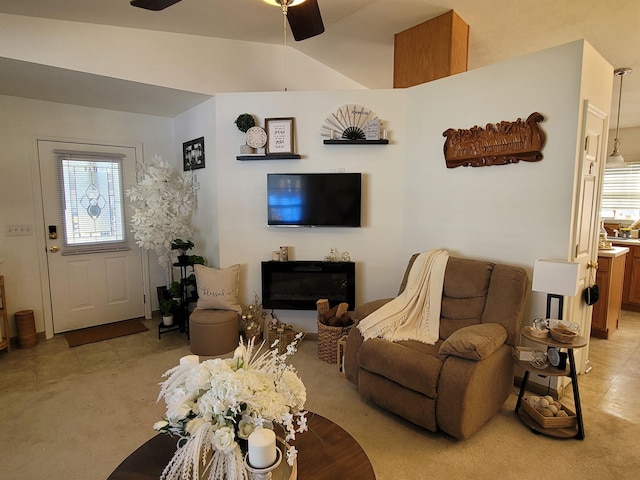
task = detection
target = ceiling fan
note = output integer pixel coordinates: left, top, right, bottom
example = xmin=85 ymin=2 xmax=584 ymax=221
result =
xmin=130 ymin=0 xmax=181 ymax=11
xmin=130 ymin=0 xmax=324 ymax=41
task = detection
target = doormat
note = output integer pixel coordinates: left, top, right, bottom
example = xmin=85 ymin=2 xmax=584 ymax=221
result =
xmin=64 ymin=318 xmax=149 ymax=347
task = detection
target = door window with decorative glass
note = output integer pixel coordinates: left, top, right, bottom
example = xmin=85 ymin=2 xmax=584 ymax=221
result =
xmin=57 ymin=152 xmax=127 ymax=253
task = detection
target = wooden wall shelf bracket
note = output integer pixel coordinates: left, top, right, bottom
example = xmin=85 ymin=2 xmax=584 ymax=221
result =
xmin=442 ymin=112 xmax=546 ymax=168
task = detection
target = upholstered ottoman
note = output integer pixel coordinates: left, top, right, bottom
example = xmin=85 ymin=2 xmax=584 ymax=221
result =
xmin=189 ymin=308 xmax=239 ymax=356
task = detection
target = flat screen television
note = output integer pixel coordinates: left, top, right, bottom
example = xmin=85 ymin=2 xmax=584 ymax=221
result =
xmin=267 ymin=173 xmax=361 ymax=227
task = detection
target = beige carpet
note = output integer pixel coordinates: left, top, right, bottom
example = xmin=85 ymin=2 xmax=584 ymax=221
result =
xmin=0 ymin=313 xmax=639 ymax=479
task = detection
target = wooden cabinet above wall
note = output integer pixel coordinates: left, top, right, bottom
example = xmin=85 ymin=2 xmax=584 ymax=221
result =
xmin=393 ymin=10 xmax=469 ymax=88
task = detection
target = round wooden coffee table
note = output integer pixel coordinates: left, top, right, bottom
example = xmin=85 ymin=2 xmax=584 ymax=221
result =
xmin=108 ymin=412 xmax=375 ymax=479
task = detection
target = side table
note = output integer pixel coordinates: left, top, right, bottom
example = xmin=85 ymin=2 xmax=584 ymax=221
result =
xmin=514 ymin=327 xmax=587 ymax=440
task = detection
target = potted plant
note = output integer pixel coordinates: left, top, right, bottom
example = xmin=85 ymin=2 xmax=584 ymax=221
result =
xmin=160 ymin=298 xmax=178 ymax=326
xmin=189 ymin=254 xmax=206 ymax=266
xmin=171 ymin=238 xmax=194 ymax=264
xmin=168 ymin=280 xmax=183 ymax=300
xmin=235 ymin=113 xmax=256 ymax=154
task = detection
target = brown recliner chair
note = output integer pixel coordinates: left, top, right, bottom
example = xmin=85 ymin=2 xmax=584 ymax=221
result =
xmin=344 ymin=254 xmax=528 ymax=440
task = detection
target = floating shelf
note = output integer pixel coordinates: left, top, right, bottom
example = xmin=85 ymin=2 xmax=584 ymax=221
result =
xmin=236 ymin=154 xmax=301 ymax=161
xmin=323 ymin=139 xmax=389 ymax=145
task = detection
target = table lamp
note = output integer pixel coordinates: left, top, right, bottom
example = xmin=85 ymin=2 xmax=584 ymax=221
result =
xmin=532 ymin=259 xmax=580 ymax=320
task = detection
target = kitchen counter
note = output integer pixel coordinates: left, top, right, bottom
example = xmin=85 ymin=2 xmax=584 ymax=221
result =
xmin=608 ymin=238 xmax=640 ymax=246
xmin=598 ymin=246 xmax=630 ymax=258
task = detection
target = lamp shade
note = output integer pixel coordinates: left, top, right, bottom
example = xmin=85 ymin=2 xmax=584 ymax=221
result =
xmin=606 ymin=151 xmax=625 ymax=167
xmin=532 ymin=259 xmax=580 ymax=297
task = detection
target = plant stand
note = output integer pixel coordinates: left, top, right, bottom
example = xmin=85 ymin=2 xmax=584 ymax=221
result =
xmin=172 ymin=257 xmax=195 ymax=338
xmin=158 ymin=318 xmax=181 ymax=339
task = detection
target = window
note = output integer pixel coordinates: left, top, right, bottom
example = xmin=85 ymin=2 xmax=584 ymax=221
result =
xmin=55 ymin=151 xmax=127 ymax=253
xmin=600 ymin=163 xmax=640 ymax=221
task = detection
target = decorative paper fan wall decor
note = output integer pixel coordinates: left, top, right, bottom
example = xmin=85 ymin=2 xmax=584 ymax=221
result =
xmin=321 ymin=105 xmax=380 ymax=140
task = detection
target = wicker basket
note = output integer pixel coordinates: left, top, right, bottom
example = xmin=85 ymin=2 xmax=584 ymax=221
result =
xmin=317 ymin=318 xmax=351 ymax=363
xmin=521 ymin=396 xmax=576 ymax=429
xmin=550 ymin=327 xmax=578 ymax=344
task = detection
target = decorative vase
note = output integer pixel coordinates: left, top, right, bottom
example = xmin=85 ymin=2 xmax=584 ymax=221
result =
xmin=240 ymin=144 xmax=255 ymax=154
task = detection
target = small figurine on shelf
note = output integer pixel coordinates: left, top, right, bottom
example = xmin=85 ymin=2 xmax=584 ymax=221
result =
xmin=324 ymin=248 xmax=338 ymax=262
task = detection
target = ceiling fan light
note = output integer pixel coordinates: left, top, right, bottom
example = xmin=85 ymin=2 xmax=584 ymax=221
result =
xmin=263 ymin=0 xmax=307 ymax=7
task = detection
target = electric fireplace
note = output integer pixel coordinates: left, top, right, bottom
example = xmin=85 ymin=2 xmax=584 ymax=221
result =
xmin=261 ymin=261 xmax=355 ymax=310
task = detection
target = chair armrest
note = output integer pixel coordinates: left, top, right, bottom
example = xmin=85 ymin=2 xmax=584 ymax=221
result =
xmin=438 ymin=323 xmax=507 ymax=361
xmin=352 ymin=298 xmax=394 ymax=322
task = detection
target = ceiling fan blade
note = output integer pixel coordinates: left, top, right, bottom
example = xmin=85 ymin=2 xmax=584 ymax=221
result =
xmin=287 ymin=0 xmax=325 ymax=41
xmin=130 ymin=0 xmax=182 ymax=11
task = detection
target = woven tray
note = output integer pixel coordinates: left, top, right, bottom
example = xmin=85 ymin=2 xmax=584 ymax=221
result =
xmin=317 ymin=319 xmax=351 ymax=364
xmin=521 ymin=396 xmax=576 ymax=429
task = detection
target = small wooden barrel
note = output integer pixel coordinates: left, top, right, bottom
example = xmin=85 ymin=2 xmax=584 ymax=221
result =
xmin=15 ymin=309 xmax=37 ymax=348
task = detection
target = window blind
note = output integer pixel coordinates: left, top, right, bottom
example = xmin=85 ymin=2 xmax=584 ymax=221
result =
xmin=601 ymin=163 xmax=640 ymax=220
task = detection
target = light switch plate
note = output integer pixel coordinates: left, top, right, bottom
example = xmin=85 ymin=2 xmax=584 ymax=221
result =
xmin=6 ymin=224 xmax=33 ymax=236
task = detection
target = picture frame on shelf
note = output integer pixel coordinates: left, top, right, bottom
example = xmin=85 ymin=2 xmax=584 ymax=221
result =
xmin=183 ymin=137 xmax=205 ymax=171
xmin=265 ymin=117 xmax=295 ymax=155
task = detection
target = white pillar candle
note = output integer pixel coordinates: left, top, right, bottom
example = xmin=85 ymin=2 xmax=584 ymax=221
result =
xmin=179 ymin=355 xmax=199 ymax=365
xmin=248 ymin=428 xmax=277 ymax=468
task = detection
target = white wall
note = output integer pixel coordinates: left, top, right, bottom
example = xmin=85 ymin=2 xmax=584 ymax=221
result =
xmin=170 ymin=40 xmax=611 ymax=333
xmin=0 ymin=95 xmax=175 ymax=336
xmin=173 ymin=90 xmax=407 ymax=330
xmin=0 ymin=14 xmax=364 ymax=94
xmin=402 ymin=41 xmax=583 ymax=267
xmin=0 ymin=39 xmax=612 ymax=338
xmin=173 ymin=98 xmax=221 ymax=268
xmin=0 ymin=10 xmax=370 ymax=338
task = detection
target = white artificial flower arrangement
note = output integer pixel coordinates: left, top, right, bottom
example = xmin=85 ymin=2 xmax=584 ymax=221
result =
xmin=126 ymin=154 xmax=194 ymax=266
xmin=154 ymin=334 xmax=307 ymax=480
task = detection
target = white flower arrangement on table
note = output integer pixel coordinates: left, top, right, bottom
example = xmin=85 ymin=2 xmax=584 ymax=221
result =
xmin=154 ymin=334 xmax=307 ymax=480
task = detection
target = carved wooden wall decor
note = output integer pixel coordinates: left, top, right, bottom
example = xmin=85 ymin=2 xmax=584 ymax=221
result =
xmin=442 ymin=112 xmax=545 ymax=168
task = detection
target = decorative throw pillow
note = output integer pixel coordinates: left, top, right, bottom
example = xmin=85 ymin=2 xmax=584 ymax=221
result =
xmin=438 ymin=323 xmax=507 ymax=361
xmin=194 ymin=264 xmax=242 ymax=313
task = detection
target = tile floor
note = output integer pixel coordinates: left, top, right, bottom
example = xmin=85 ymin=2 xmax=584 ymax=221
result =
xmin=0 ymin=310 xmax=639 ymax=479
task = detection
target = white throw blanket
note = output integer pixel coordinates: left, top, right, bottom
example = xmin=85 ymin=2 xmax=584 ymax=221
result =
xmin=358 ymin=249 xmax=449 ymax=344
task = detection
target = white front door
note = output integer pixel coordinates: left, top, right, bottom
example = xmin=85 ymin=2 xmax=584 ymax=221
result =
xmin=37 ymin=140 xmax=144 ymax=333
xmin=568 ymin=102 xmax=608 ymax=373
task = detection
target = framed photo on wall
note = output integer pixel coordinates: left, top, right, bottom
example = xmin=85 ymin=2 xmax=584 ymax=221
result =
xmin=265 ymin=118 xmax=295 ymax=155
xmin=183 ymin=137 xmax=205 ymax=171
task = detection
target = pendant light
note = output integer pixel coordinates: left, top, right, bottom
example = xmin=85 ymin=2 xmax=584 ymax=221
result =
xmin=607 ymin=67 xmax=632 ymax=168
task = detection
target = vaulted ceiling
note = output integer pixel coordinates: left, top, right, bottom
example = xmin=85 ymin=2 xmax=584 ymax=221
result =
xmin=1 ymin=0 xmax=638 ymax=125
